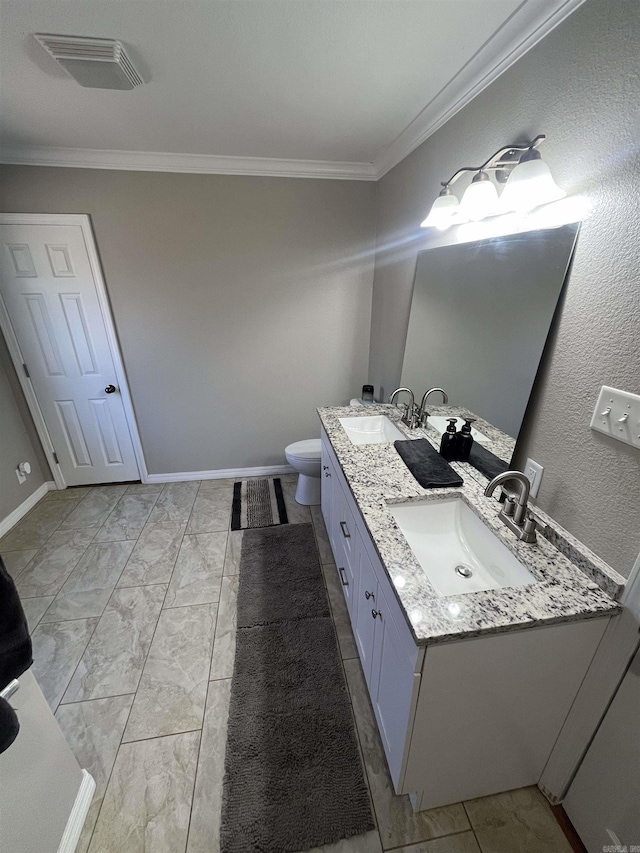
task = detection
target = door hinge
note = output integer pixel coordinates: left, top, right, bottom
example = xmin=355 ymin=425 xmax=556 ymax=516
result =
xmin=52 ymin=451 xmax=59 ymax=465
xmin=22 ymin=363 xmax=30 ymax=378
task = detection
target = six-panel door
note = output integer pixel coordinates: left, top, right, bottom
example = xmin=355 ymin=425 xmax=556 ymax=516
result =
xmin=0 ymin=223 xmax=139 ymax=485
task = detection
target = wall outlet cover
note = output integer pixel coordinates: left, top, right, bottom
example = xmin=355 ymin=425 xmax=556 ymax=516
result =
xmin=525 ymin=457 xmax=544 ymax=499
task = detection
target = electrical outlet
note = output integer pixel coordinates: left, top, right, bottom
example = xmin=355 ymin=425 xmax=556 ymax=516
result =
xmin=525 ymin=457 xmax=544 ymax=499
xmin=16 ymin=468 xmax=26 ymax=485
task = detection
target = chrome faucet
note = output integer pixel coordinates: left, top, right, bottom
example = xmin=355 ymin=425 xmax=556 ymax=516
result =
xmin=484 ymin=470 xmax=537 ymax=543
xmin=388 ymin=387 xmax=417 ymax=429
xmin=418 ymin=387 xmax=448 ymax=426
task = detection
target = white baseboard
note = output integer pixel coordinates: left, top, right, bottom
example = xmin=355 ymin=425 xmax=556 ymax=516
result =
xmin=145 ymin=464 xmax=295 ymax=484
xmin=0 ymin=480 xmax=56 ymax=539
xmin=57 ymin=770 xmax=96 ymax=853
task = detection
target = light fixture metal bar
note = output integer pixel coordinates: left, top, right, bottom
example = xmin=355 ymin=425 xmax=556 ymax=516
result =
xmin=440 ymin=135 xmax=546 ymax=188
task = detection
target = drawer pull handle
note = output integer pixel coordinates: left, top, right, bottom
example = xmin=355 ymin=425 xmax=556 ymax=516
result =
xmin=371 ymin=609 xmax=381 ymax=619
xmin=325 ymin=472 xmax=331 ymax=478
xmin=339 ymin=567 xmax=349 ymax=586
xmin=340 ymin=521 xmax=350 ymax=539
xmin=323 ymin=465 xmax=329 ymax=470
xmin=364 ymin=590 xmax=374 ymax=600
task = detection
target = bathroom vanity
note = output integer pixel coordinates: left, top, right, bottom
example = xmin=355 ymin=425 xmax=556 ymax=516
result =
xmin=318 ymin=404 xmax=624 ymax=811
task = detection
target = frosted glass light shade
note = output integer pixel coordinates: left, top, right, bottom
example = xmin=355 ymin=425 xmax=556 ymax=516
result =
xmin=500 ymin=158 xmax=566 ymax=212
xmin=420 ymin=192 xmax=460 ymax=230
xmin=459 ymin=177 xmax=499 ymax=221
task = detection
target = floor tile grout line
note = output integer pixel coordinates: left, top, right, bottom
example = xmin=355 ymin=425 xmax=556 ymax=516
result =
xmin=58 ymin=691 xmax=136 ymax=707
xmin=462 ymin=800 xmax=484 ymax=851
xmin=121 ymin=725 xmax=204 ymax=746
xmin=185 ymin=678 xmax=215 ymax=849
xmin=383 ymin=827 xmax=477 ymax=852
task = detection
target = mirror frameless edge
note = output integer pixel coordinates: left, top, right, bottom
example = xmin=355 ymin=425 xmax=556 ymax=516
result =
xmin=400 ymin=221 xmax=581 ymax=470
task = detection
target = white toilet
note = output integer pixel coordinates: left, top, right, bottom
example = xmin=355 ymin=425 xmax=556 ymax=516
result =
xmin=285 ymin=439 xmax=322 ymax=505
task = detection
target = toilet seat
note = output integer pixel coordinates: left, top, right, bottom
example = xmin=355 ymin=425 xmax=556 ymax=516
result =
xmin=284 ymin=439 xmax=321 ymax=461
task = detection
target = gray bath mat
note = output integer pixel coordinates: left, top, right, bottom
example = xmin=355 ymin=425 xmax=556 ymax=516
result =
xmin=221 ymin=523 xmax=374 ymax=853
xmin=231 ymin=477 xmax=288 ymax=530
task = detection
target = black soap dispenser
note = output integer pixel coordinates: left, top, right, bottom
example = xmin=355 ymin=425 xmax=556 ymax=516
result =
xmin=440 ymin=418 xmax=459 ymax=461
xmin=458 ymin=418 xmax=476 ymax=462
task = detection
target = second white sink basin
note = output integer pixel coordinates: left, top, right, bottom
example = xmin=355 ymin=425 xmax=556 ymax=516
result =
xmin=339 ymin=415 xmax=406 ymax=445
xmin=426 ymin=416 xmax=491 ymax=445
xmin=388 ymin=497 xmax=537 ymax=597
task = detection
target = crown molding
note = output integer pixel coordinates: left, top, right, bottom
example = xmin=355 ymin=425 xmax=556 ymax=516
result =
xmin=0 ymin=0 xmax=585 ymax=182
xmin=373 ymin=0 xmax=588 ymax=179
xmin=0 ymin=144 xmax=377 ymax=180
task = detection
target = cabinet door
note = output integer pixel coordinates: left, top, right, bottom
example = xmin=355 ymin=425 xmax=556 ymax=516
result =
xmin=370 ymin=586 xmax=419 ymax=789
xmin=353 ymin=533 xmax=379 ymax=688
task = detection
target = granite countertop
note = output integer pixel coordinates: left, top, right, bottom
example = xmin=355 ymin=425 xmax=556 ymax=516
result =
xmin=318 ymin=404 xmax=624 ymax=645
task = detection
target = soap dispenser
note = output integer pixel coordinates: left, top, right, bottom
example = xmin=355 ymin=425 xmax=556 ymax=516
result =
xmin=440 ymin=418 xmax=459 ymax=461
xmin=458 ymin=418 xmax=476 ymax=462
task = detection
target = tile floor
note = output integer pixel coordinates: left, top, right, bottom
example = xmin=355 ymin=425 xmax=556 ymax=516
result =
xmin=1 ymin=476 xmax=575 ymax=853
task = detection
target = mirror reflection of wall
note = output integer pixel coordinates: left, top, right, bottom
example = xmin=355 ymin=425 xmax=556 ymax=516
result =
xmin=401 ymin=222 xmax=580 ymax=439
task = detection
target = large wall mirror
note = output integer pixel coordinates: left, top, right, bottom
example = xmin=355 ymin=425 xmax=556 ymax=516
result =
xmin=401 ymin=222 xmax=580 ymax=442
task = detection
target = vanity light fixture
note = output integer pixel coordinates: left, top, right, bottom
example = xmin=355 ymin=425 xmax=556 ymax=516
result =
xmin=420 ymin=135 xmax=565 ymax=230
xmin=419 ymin=186 xmax=461 ymax=230
xmin=499 ymin=147 xmax=566 ymax=213
xmin=459 ymin=171 xmax=499 ymax=221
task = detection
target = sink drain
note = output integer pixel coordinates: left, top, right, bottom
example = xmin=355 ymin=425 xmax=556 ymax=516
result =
xmin=455 ymin=564 xmax=473 ymax=579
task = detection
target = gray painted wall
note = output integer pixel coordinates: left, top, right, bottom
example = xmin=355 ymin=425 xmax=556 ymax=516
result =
xmin=369 ymin=0 xmax=640 ymax=576
xmin=0 ymin=169 xmax=376 ymax=477
xmin=0 ymin=332 xmax=48 ymax=520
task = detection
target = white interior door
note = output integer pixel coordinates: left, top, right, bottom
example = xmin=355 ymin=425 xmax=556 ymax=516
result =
xmin=0 ymin=220 xmax=140 ymax=486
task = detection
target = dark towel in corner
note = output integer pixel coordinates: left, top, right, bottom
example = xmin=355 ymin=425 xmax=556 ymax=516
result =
xmin=0 ymin=555 xmax=32 ymax=692
xmin=468 ymin=443 xmax=510 ymax=481
xmin=394 ymin=439 xmax=463 ymax=488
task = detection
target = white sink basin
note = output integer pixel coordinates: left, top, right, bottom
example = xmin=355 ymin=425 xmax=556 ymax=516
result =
xmin=426 ymin=416 xmax=490 ymax=445
xmin=339 ymin=415 xmax=407 ymax=445
xmin=388 ymin=497 xmax=537 ymax=597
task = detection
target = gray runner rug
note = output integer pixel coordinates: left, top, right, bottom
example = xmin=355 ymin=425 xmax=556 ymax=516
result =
xmin=220 ymin=523 xmax=374 ymax=853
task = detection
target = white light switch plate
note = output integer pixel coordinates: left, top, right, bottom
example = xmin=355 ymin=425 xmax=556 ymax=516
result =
xmin=590 ymin=385 xmax=640 ymax=449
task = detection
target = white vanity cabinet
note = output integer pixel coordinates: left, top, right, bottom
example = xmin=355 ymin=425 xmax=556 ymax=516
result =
xmin=320 ymin=427 xmax=612 ymax=810
xmin=321 ymin=429 xmax=422 ymax=790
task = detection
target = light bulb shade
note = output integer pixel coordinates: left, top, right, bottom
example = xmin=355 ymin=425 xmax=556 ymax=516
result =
xmin=459 ymin=177 xmax=499 ymax=221
xmin=500 ymin=158 xmax=566 ymax=212
xmin=420 ymin=192 xmax=460 ymax=229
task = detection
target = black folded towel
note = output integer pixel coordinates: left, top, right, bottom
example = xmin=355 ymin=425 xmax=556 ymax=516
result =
xmin=394 ymin=439 xmax=463 ymax=489
xmin=0 ymin=555 xmax=32 ymax=693
xmin=468 ymin=443 xmax=510 ymax=481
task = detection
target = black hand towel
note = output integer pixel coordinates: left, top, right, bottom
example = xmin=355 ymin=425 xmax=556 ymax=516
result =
xmin=468 ymin=443 xmax=510 ymax=481
xmin=0 ymin=555 xmax=32 ymax=692
xmin=394 ymin=439 xmax=463 ymax=489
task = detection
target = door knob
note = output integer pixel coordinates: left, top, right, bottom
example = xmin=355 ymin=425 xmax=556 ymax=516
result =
xmin=105 ymin=384 xmax=117 ymax=394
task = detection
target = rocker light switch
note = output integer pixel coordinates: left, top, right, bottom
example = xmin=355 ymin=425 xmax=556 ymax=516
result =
xmin=590 ymin=385 xmax=640 ymax=450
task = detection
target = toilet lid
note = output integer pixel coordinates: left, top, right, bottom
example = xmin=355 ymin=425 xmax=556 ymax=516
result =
xmin=285 ymin=439 xmax=322 ymax=459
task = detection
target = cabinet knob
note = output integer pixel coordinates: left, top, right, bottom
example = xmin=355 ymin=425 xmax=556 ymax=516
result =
xmin=364 ymin=590 xmax=374 ymax=600
xmin=338 ymin=567 xmax=349 ymax=586
xmin=371 ymin=609 xmax=381 ymax=619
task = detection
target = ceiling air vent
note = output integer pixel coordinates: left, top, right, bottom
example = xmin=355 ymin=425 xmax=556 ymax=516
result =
xmin=34 ymin=34 xmax=144 ymax=90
